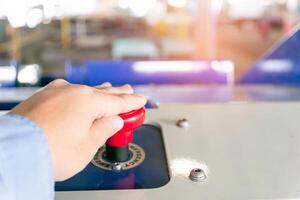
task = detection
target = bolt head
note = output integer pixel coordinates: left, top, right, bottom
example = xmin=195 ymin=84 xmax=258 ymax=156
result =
xmin=176 ymin=118 xmax=189 ymax=128
xmin=112 ymin=163 xmax=122 ymax=171
xmin=189 ymin=168 xmax=207 ymax=182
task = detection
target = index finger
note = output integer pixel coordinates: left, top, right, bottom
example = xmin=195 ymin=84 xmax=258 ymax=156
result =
xmin=92 ymin=91 xmax=147 ymax=118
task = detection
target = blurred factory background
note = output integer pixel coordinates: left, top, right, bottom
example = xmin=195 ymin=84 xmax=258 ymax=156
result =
xmin=0 ymin=0 xmax=300 ymax=88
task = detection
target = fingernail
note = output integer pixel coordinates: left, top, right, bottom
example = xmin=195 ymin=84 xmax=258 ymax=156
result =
xmin=111 ymin=116 xmax=124 ymax=131
xmin=101 ymin=82 xmax=112 ymax=87
xmin=123 ymin=84 xmax=131 ymax=88
xmin=123 ymin=84 xmax=134 ymax=92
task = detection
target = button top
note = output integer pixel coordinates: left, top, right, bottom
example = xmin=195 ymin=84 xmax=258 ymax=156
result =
xmin=106 ymin=107 xmax=146 ymax=147
xmin=119 ymin=107 xmax=146 ymax=131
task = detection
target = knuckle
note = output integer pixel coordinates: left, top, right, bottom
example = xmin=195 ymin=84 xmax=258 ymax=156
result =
xmin=101 ymin=82 xmax=112 ymax=86
xmin=54 ymin=79 xmax=69 ymax=85
xmin=73 ymin=85 xmax=93 ymax=96
xmin=123 ymin=84 xmax=133 ymax=92
xmin=48 ymin=79 xmax=69 ymax=87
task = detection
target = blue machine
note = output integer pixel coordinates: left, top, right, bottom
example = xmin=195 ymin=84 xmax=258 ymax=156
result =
xmin=239 ymin=25 xmax=300 ymax=85
xmin=65 ymin=60 xmax=234 ymax=86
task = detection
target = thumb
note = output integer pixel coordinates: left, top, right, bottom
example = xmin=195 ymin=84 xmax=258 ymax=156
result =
xmin=90 ymin=116 xmax=124 ymax=146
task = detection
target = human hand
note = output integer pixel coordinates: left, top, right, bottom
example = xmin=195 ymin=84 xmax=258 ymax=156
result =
xmin=10 ymin=79 xmax=146 ymax=181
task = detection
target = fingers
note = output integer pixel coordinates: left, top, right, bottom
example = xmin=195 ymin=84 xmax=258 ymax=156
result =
xmin=46 ymin=80 xmax=145 ymax=117
xmin=89 ymin=116 xmax=124 ymax=146
xmin=96 ymin=82 xmax=112 ymax=89
xmin=47 ymin=79 xmax=69 ymax=88
xmin=93 ymin=92 xmax=147 ymax=117
xmin=96 ymin=84 xmax=134 ymax=94
xmin=49 ymin=80 xmax=133 ymax=95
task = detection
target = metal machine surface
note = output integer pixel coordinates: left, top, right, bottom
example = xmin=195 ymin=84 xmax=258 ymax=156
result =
xmin=54 ymin=102 xmax=300 ymax=199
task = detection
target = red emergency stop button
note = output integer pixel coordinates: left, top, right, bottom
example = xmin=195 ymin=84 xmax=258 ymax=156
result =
xmin=106 ymin=107 xmax=146 ymax=147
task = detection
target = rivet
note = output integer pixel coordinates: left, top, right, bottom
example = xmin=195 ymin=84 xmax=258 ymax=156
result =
xmin=176 ymin=118 xmax=189 ymax=128
xmin=189 ymin=168 xmax=207 ymax=182
xmin=112 ymin=163 xmax=122 ymax=171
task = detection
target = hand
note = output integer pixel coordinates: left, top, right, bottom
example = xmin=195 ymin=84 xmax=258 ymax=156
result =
xmin=10 ymin=79 xmax=146 ymax=181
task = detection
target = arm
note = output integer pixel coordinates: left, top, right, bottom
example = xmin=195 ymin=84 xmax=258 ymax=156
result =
xmin=0 ymin=114 xmax=54 ymax=200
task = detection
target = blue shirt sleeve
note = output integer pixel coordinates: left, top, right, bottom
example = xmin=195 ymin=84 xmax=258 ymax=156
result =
xmin=0 ymin=114 xmax=54 ymax=200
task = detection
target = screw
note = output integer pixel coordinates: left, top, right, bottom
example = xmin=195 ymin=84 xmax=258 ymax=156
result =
xmin=112 ymin=163 xmax=122 ymax=171
xmin=176 ymin=118 xmax=189 ymax=128
xmin=189 ymin=168 xmax=207 ymax=182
